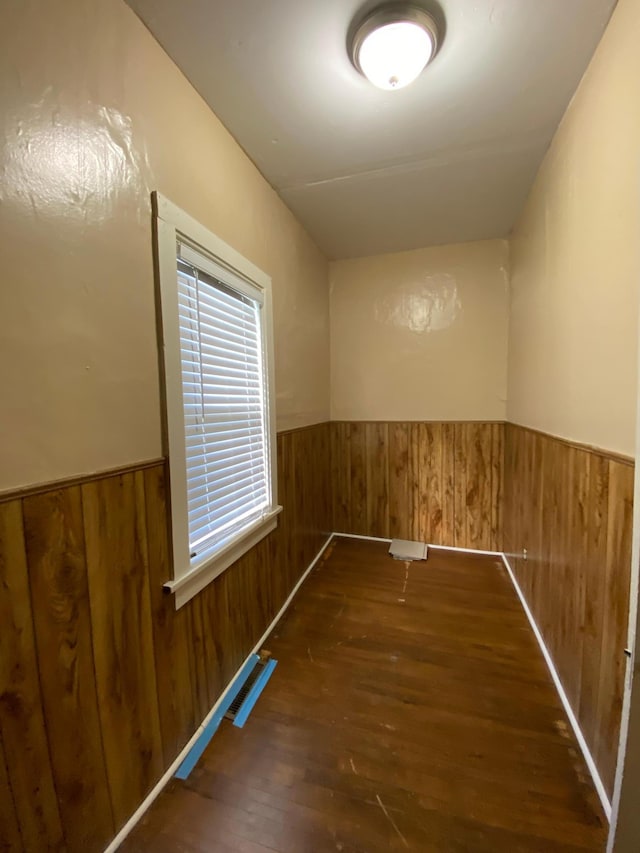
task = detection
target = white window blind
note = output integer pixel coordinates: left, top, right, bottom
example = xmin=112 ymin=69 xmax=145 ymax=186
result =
xmin=177 ymin=240 xmax=271 ymax=562
xmin=154 ymin=193 xmax=280 ymax=607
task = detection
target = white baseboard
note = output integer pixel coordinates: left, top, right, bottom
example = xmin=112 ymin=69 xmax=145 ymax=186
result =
xmin=334 ymin=534 xmax=503 ymax=559
xmin=103 ymin=533 xmax=334 ymax=852
xmin=428 ymin=543 xmax=503 ymax=557
xmin=334 ymin=531 xmax=392 ymax=543
xmin=500 ymin=553 xmax=612 ymax=820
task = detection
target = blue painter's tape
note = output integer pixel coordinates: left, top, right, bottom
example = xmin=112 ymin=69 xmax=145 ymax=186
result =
xmin=233 ymin=659 xmax=278 ymax=729
xmin=175 ymin=653 xmax=260 ymax=780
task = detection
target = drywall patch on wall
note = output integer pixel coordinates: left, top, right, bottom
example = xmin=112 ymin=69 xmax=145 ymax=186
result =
xmin=373 ymin=274 xmax=462 ymax=334
xmin=329 ymin=239 xmax=509 ymax=422
xmin=506 ymin=0 xmax=640 ymax=457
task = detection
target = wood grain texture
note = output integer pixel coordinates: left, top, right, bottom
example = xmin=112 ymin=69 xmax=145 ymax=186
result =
xmin=122 ymin=539 xmax=607 ymax=853
xmin=143 ymin=465 xmax=198 ymax=768
xmin=0 ymin=731 xmax=22 ymax=852
xmin=503 ymin=422 xmax=634 ymax=799
xmin=0 ymin=418 xmax=629 ymax=848
xmin=331 ymin=421 xmax=504 ymax=550
xmin=0 ymin=500 xmax=64 ymax=852
xmin=23 ymin=487 xmax=114 ymax=851
xmin=0 ymin=423 xmax=331 ymax=852
xmin=83 ymin=471 xmax=164 ymax=830
xmin=596 ymin=460 xmax=634 ymax=792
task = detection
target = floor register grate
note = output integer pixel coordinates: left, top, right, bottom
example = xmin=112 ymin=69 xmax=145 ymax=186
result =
xmin=225 ymin=657 xmax=270 ymax=721
xmin=174 ymin=650 xmax=277 ymax=780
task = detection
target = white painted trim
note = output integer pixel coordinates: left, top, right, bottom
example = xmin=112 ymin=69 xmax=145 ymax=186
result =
xmin=500 ymin=552 xmax=612 ymax=820
xmin=154 ymin=193 xmax=271 ymax=290
xmin=428 ymin=543 xmax=503 ymax=557
xmin=152 ymin=191 xmax=280 ymax=609
xmin=102 ymin=533 xmax=334 ymax=853
xmin=334 ymin=535 xmax=504 ymax=558
xmin=164 ymin=508 xmax=282 ymax=609
xmin=334 ymin=532 xmax=392 ymax=543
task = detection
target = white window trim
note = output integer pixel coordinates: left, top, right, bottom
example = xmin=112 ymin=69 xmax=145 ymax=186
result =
xmin=152 ymin=192 xmax=281 ymax=609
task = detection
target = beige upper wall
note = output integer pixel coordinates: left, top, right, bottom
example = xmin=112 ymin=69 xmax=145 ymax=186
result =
xmin=330 ymin=240 xmax=509 ymax=422
xmin=0 ymin=0 xmax=329 ymax=492
xmin=507 ymin=0 xmax=640 ymax=457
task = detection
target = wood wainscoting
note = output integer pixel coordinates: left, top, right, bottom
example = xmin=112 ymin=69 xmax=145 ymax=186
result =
xmin=0 ymin=423 xmax=330 ymax=853
xmin=503 ymin=422 xmax=634 ymax=799
xmin=331 ymin=421 xmax=504 ymax=551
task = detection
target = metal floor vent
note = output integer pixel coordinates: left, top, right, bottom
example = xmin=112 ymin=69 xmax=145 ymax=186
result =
xmin=175 ymin=651 xmax=277 ymax=780
xmin=225 ymin=659 xmax=268 ymax=720
xmin=222 ymin=650 xmax=278 ymax=729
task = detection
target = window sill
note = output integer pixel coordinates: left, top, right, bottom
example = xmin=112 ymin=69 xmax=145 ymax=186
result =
xmin=163 ymin=506 xmax=283 ymax=609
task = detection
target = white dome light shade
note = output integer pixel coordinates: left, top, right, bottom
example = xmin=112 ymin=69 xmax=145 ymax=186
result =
xmin=351 ymin=5 xmax=439 ymax=91
xmin=359 ymin=21 xmax=434 ymax=90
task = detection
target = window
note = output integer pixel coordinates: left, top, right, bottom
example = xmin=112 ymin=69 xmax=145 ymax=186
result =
xmin=153 ymin=193 xmax=281 ymax=608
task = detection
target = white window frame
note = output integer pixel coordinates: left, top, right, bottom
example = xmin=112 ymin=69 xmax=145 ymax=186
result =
xmin=153 ymin=192 xmax=281 ymax=608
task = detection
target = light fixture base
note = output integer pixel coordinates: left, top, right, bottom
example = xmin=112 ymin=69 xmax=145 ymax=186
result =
xmin=349 ymin=3 xmax=440 ymax=90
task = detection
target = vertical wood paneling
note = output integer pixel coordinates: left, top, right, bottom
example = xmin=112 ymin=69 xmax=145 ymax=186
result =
xmin=419 ymin=422 xmax=440 ymax=543
xmin=441 ymin=422 xmax=456 ymax=545
xmin=596 ymin=460 xmax=634 ymax=792
xmin=275 ymin=431 xmax=292 ymax=595
xmin=503 ymin=423 xmax=634 ymax=798
xmin=188 ymin=596 xmax=212 ymax=721
xmin=365 ymin=422 xmax=389 ymax=538
xmin=579 ymin=455 xmax=609 ymax=750
xmin=453 ymin=423 xmax=467 ymax=548
xmin=0 ymin=500 xmax=65 ymax=851
xmin=464 ymin=421 xmax=493 ymax=550
xmin=0 ymin=725 xmax=22 ymax=851
xmin=226 ymin=557 xmax=258 ymax=676
xmin=291 ymin=429 xmax=306 ymax=575
xmin=565 ymin=448 xmax=590 ymax=710
xmin=331 ymin=422 xmax=350 ymax=534
xmin=82 ymin=473 xmax=164 ymax=829
xmin=330 ymin=421 xmax=503 ymax=551
xmin=409 ymin=423 xmax=421 ymax=542
xmin=198 ymin=575 xmax=230 ymax=702
xmin=349 ymin=423 xmax=367 ymax=535
xmin=143 ymin=465 xmax=197 ymax=767
xmin=22 ymin=487 xmax=114 ymax=851
xmin=490 ymin=422 xmax=503 ymax=551
xmin=388 ymin=423 xmax=411 ymax=540
xmin=0 ymin=422 xmax=331 ymax=852
xmin=2 ymin=419 xmax=629 ymax=846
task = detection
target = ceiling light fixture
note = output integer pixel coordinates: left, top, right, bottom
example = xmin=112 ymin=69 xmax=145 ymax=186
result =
xmin=350 ymin=4 xmax=439 ymax=91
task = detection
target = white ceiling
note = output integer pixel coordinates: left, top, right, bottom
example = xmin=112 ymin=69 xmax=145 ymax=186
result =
xmin=126 ymin=0 xmax=616 ymax=259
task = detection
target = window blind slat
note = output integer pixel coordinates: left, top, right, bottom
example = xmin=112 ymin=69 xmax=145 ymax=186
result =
xmin=186 ymin=458 xmax=265 ymax=488
xmin=184 ymin=423 xmax=263 ymax=442
xmin=186 ymin=436 xmax=264 ymax=460
xmin=190 ymin=490 xmax=267 ymax=537
xmin=180 ymin=314 xmax=259 ymax=345
xmin=190 ymin=503 xmax=267 ymax=552
xmin=176 ymin=242 xmax=271 ymax=559
xmin=180 ymin=328 xmax=260 ymax=359
xmin=188 ymin=483 xmax=266 ymax=526
xmin=187 ymin=468 xmax=265 ymax=502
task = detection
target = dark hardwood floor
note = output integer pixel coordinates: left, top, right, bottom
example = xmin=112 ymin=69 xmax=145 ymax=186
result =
xmin=121 ymin=537 xmax=607 ymax=852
